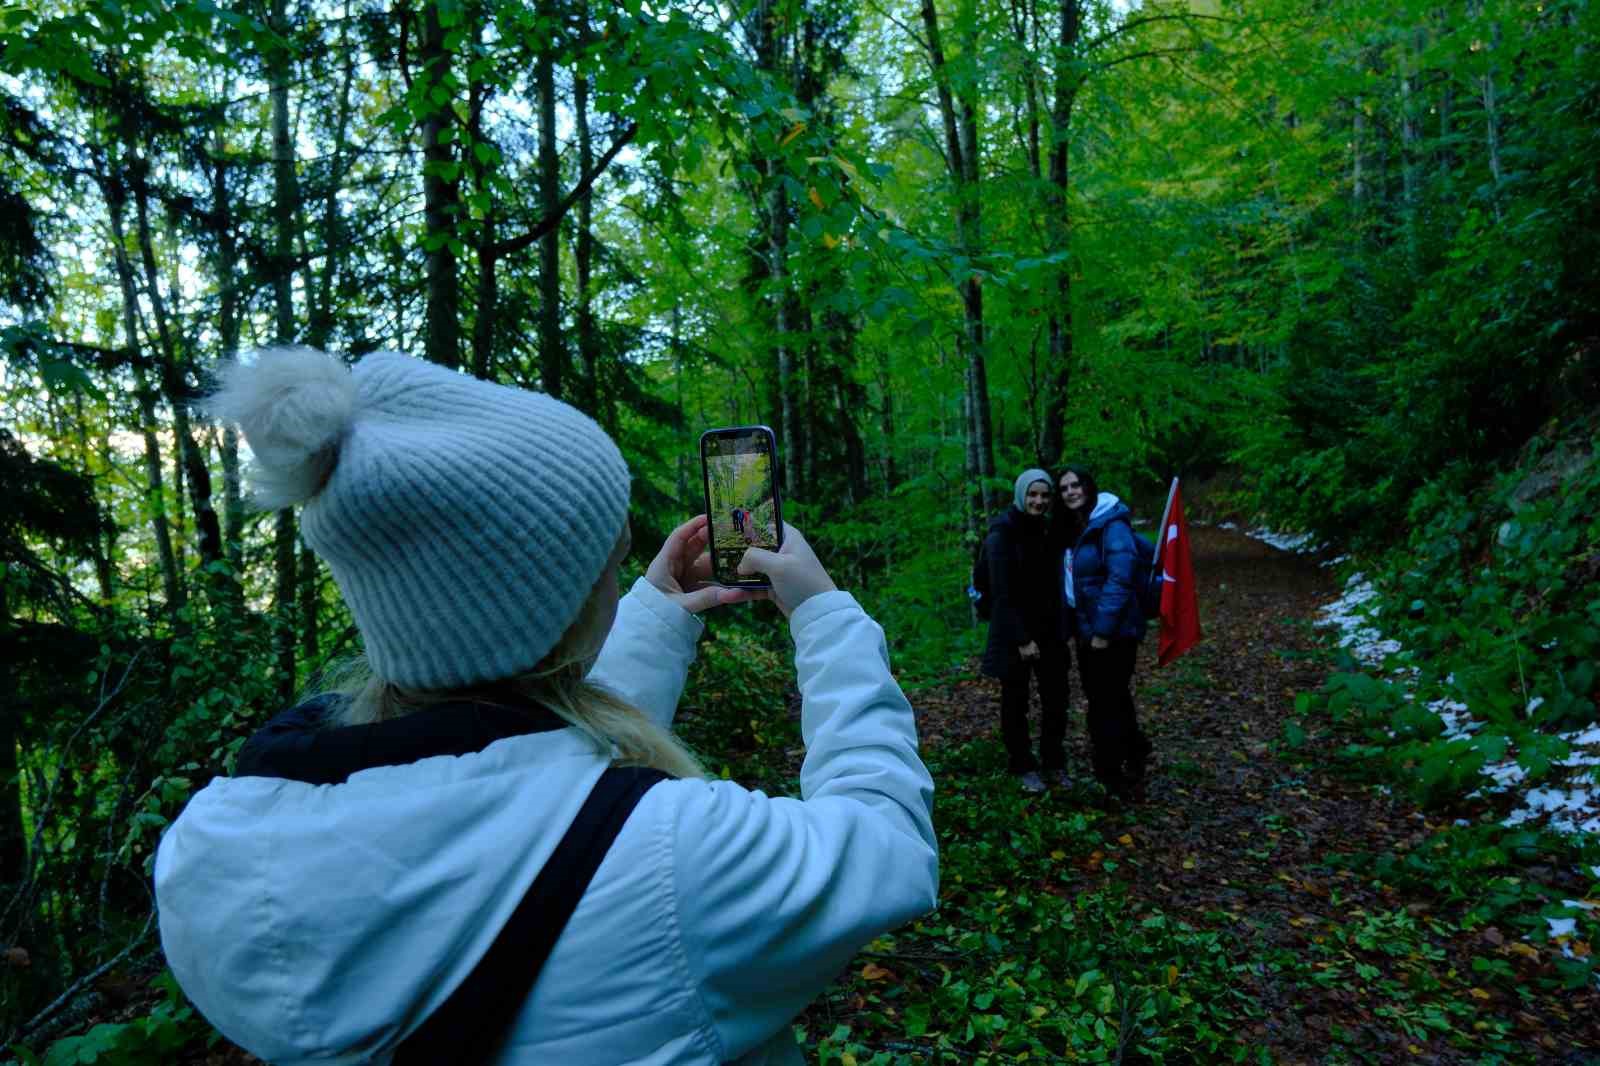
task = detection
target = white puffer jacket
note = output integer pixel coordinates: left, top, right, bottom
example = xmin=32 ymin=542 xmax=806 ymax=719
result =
xmin=154 ymin=579 xmax=938 ymax=1064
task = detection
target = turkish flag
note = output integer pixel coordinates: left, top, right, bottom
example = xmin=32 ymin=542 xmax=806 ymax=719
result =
xmin=1157 ymin=481 xmax=1202 ymax=666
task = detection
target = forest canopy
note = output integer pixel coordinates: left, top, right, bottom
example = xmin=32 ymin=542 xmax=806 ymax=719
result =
xmin=1 ymin=0 xmax=1597 ymax=1052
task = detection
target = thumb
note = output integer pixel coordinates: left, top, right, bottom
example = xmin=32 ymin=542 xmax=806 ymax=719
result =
xmin=675 ymin=586 xmax=727 ymax=614
xmin=738 ymin=546 xmax=780 ymax=577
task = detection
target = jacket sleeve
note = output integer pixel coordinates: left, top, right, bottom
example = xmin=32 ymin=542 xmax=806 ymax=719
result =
xmin=1093 ymin=520 xmax=1137 ymax=639
xmin=668 ymin=592 xmax=939 ymax=1061
xmin=986 ymin=528 xmax=1032 ymax=648
xmin=586 ymin=577 xmax=703 ymax=729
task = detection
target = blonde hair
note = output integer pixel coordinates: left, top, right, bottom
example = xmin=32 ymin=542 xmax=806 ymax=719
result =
xmin=320 ymin=555 xmax=705 ymax=781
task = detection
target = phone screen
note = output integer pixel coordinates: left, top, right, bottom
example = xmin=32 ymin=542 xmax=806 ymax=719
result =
xmin=701 ymin=426 xmax=783 ymax=587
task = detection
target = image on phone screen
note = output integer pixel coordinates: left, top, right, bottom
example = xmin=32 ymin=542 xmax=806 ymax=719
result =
xmin=701 ymin=427 xmax=782 ymax=586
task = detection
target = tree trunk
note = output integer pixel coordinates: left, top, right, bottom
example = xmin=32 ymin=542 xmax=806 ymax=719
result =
xmin=307 ymin=3 xmax=356 ymax=353
xmin=1352 ymin=96 xmax=1367 ymax=206
xmin=921 ymin=0 xmax=995 ymax=513
xmin=210 ymin=128 xmax=246 ymax=579
xmin=469 ymin=12 xmax=498 ymax=382
xmin=1400 ymin=31 xmax=1422 ymax=211
xmin=536 ymin=16 xmax=564 ymax=397
xmin=132 ymin=166 xmax=224 ymax=581
xmin=772 ymin=179 xmax=796 ymax=495
xmin=876 ymin=346 xmax=897 ymax=493
xmin=0 ymin=578 xmax=21 ymax=888
xmin=420 ymin=1 xmax=462 ymax=368
xmin=1039 ymin=0 xmax=1079 ymax=468
xmin=575 ymin=63 xmax=599 ymax=413
xmin=103 ymin=164 xmax=183 ymax=621
xmin=1481 ymin=18 xmax=1505 ymax=202
xmin=270 ymin=1 xmax=301 ymax=699
xmin=270 ymin=0 xmax=298 ymax=346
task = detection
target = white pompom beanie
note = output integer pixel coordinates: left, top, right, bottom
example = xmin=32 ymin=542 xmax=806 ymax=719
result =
xmin=206 ymin=348 xmax=631 ymax=692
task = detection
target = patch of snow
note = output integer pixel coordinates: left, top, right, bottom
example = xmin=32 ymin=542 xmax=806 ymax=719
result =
xmin=1429 ymin=698 xmax=1480 ymax=741
xmin=1485 ymin=762 xmax=1527 ymax=792
xmin=1505 ymin=787 xmax=1600 ymax=835
xmin=1315 ymin=575 xmax=1403 ymax=664
xmin=1247 ymin=527 xmax=1324 ymax=554
xmin=1313 ymin=566 xmax=1600 ymax=843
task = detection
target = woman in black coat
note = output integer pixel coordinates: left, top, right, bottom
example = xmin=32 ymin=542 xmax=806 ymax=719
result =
xmin=981 ymin=468 xmax=1070 ymax=793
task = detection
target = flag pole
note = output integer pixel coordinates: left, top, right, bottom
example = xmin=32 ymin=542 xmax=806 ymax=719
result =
xmin=1155 ymin=476 xmax=1179 ymax=574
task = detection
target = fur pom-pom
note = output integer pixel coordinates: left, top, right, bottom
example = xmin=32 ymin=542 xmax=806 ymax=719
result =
xmin=204 ymin=348 xmax=358 ymax=509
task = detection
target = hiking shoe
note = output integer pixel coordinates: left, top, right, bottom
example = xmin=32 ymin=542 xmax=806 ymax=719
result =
xmin=1018 ymin=771 xmax=1047 ymax=794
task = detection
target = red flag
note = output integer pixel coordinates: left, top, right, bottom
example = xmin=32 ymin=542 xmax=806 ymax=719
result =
xmin=1157 ymin=480 xmax=1202 ymax=666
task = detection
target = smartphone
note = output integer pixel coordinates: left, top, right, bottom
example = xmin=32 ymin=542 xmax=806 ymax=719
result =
xmin=700 ymin=425 xmax=784 ymax=588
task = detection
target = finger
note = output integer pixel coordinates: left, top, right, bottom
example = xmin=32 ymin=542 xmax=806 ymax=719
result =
xmin=680 ymin=529 xmax=710 ymax=571
xmin=663 ymin=514 xmax=709 ymax=553
xmin=676 ymin=585 xmax=729 ymax=613
xmin=716 ymin=587 xmax=768 ymax=606
xmin=738 ymin=547 xmax=780 ymax=576
xmin=686 ymin=551 xmax=715 ymax=585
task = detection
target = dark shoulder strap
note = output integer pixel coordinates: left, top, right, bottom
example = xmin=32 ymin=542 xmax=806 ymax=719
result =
xmin=394 ymin=765 xmax=672 ymax=1065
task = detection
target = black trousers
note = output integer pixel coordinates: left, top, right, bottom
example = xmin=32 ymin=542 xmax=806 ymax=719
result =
xmin=1076 ymin=637 xmax=1152 ymax=792
xmin=999 ymin=648 xmax=1068 ymax=773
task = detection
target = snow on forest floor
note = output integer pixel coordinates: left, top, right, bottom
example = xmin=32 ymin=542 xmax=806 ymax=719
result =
xmin=1312 ymin=570 xmax=1600 ymax=840
xmin=1242 ymin=525 xmax=1598 ymax=852
xmin=1241 ymin=524 xmax=1599 ymax=842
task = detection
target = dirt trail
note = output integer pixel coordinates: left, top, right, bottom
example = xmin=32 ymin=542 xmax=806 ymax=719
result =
xmin=917 ymin=525 xmax=1598 ymax=1062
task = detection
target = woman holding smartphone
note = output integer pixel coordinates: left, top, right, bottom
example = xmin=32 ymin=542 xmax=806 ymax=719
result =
xmin=154 ymin=349 xmax=937 ymax=1065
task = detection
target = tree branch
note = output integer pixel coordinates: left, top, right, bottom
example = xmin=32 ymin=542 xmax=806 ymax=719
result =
xmin=488 ymin=122 xmax=638 ymax=261
xmin=1083 ymin=11 xmax=1232 ymax=52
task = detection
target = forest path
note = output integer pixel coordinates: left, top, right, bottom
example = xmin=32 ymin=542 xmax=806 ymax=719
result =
xmin=899 ymin=525 xmax=1598 ymax=1062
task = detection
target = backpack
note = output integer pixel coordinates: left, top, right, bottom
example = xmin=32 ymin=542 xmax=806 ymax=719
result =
xmin=968 ymin=535 xmax=993 ymax=620
xmin=1125 ymin=522 xmax=1165 ymax=620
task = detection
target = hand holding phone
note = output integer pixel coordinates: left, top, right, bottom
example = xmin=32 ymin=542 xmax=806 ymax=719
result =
xmin=737 ymin=524 xmax=836 ymax=617
xmin=644 ymin=515 xmax=767 ymax=614
xmin=700 ymin=426 xmax=784 ymax=589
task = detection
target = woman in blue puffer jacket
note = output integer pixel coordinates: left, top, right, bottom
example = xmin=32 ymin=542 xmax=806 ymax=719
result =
xmin=1056 ymin=465 xmax=1153 ymax=804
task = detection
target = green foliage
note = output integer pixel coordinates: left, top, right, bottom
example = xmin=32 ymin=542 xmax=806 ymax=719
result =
xmin=16 ymin=972 xmax=211 ymax=1066
xmin=796 ymin=741 xmax=1266 ymax=1064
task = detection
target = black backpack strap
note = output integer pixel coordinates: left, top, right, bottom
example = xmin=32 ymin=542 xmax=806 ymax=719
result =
xmin=394 ymin=765 xmax=672 ymax=1065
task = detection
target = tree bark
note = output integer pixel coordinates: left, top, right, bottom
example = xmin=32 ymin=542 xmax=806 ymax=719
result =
xmin=1352 ymin=96 xmax=1367 ymax=206
xmin=876 ymin=346 xmax=897 ymax=493
xmin=307 ymin=3 xmax=357 ymax=353
xmin=131 ymin=166 xmax=224 ymax=581
xmin=420 ymin=1 xmax=462 ymax=368
xmin=921 ymin=0 xmax=996 ymax=514
xmin=574 ymin=62 xmax=599 ymax=414
xmin=469 ymin=10 xmax=498 ymax=381
xmin=209 ymin=127 xmax=246 ymax=579
xmin=536 ymin=12 xmax=564 ymax=397
xmin=1039 ymin=0 xmax=1078 ymax=468
xmin=772 ymin=179 xmax=796 ymax=495
xmin=0 ymin=578 xmax=20 ymax=888
xmin=270 ymin=0 xmax=301 ymax=699
xmin=103 ymin=161 xmax=183 ymax=622
xmin=1481 ymin=17 xmax=1505 ymax=203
